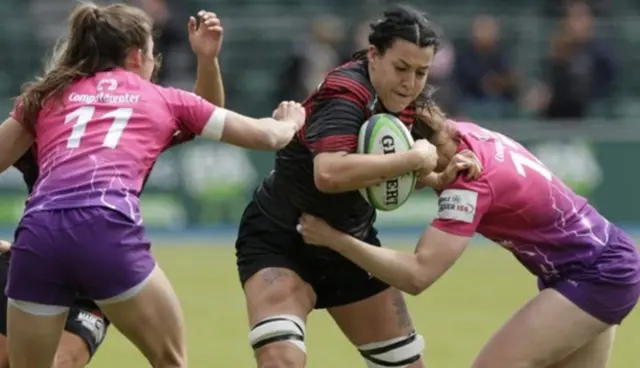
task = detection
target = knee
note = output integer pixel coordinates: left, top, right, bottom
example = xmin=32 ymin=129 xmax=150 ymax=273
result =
xmin=358 ymin=331 xmax=425 ymax=368
xmin=250 ymin=315 xmax=306 ymax=368
xmin=149 ymin=348 xmax=187 ymax=368
xmin=256 ymin=344 xmax=302 ymax=368
xmin=53 ymin=334 xmax=91 ymax=368
xmin=54 ymin=349 xmax=89 ymax=368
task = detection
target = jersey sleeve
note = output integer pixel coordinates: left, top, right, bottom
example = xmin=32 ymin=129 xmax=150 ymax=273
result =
xmin=431 ymin=177 xmax=493 ymax=237
xmin=8 ymin=99 xmax=36 ymax=135
xmin=303 ymin=75 xmax=371 ymax=154
xmin=161 ymin=87 xmax=223 ymax=138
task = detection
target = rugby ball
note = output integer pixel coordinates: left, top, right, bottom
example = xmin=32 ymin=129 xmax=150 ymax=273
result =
xmin=357 ymin=113 xmax=417 ymax=211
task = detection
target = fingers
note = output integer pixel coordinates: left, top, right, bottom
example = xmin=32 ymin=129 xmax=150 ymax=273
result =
xmin=199 ymin=11 xmax=222 ymax=32
xmin=187 ymin=16 xmax=197 ymax=34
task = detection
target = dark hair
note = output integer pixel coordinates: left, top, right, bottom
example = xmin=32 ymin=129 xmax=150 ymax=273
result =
xmin=352 ymin=4 xmax=443 ymax=137
xmin=351 ymin=4 xmax=440 ymax=61
xmin=17 ymin=3 xmax=154 ymax=129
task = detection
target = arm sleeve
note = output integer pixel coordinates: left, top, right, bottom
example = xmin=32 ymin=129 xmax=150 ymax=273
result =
xmin=302 ymin=73 xmax=371 ymax=154
xmin=431 ymin=177 xmax=493 ymax=237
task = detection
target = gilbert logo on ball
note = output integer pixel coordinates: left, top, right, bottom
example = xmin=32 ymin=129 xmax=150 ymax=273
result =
xmin=357 ymin=113 xmax=416 ymax=211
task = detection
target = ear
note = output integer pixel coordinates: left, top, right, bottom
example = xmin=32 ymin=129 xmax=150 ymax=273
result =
xmin=367 ymin=45 xmax=377 ymax=64
xmin=124 ymin=48 xmax=143 ymax=72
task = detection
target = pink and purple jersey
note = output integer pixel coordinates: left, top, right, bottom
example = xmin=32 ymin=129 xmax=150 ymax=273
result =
xmin=12 ymin=68 xmax=218 ymax=224
xmin=432 ymin=122 xmax=613 ymax=280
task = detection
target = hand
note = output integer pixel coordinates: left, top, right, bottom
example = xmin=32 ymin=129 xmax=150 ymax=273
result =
xmin=411 ymin=139 xmax=439 ymax=174
xmin=416 ymin=149 xmax=482 ymax=190
xmin=273 ymin=101 xmax=306 ymax=130
xmin=297 ymin=214 xmax=345 ymax=249
xmin=0 ymin=240 xmax=11 ymax=253
xmin=188 ymin=10 xmax=223 ymax=60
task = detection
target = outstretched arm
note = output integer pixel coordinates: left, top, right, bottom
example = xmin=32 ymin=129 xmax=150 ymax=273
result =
xmin=189 ymin=10 xmax=225 ymax=107
xmin=297 ymin=215 xmax=471 ymax=295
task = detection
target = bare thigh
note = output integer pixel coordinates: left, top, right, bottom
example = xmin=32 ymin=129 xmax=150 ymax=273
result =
xmin=472 ymin=288 xmax=610 ymax=368
xmin=328 ymin=288 xmax=424 ymax=368
xmin=6 ymin=304 xmax=68 ymax=368
xmin=0 ymin=330 xmax=91 ymax=368
xmin=244 ymin=268 xmax=316 ymax=368
xmin=549 ymin=327 xmax=616 ymax=368
xmin=96 ymin=266 xmax=186 ymax=368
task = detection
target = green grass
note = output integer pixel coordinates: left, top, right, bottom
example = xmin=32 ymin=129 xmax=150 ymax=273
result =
xmin=89 ymin=243 xmax=639 ymax=367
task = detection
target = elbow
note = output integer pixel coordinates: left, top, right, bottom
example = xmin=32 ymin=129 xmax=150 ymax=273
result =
xmin=406 ymin=275 xmax=433 ymax=296
xmin=313 ymin=155 xmax=350 ymax=193
xmin=314 ymin=169 xmax=342 ymax=193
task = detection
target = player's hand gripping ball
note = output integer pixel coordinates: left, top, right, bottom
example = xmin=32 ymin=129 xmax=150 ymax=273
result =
xmin=357 ymin=113 xmax=418 ymax=211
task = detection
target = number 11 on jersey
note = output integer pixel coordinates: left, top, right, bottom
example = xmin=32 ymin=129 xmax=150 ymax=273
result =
xmin=65 ymin=105 xmax=133 ymax=149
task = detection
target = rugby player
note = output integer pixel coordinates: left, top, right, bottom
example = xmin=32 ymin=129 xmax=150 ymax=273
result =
xmin=0 ymin=3 xmax=306 ymax=367
xmin=0 ymin=9 xmax=226 ymax=368
xmin=298 ymin=106 xmax=640 ymax=368
xmin=235 ymin=4 xmax=480 ymax=367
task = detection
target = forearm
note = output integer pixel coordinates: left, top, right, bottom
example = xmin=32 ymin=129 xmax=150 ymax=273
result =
xmin=332 ymin=234 xmax=426 ymax=295
xmin=193 ymin=57 xmax=224 ymax=107
xmin=315 ymin=151 xmax=423 ymax=193
xmin=256 ymin=118 xmax=299 ymax=150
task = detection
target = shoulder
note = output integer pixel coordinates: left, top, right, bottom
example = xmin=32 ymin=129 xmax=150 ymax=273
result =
xmin=318 ymin=61 xmax=376 ymax=108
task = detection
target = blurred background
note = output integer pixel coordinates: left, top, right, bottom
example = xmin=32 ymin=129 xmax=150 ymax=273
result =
xmin=0 ymin=0 xmax=638 ymax=366
xmin=0 ymin=0 xmax=637 ymax=233
xmin=0 ymin=0 xmax=636 ymax=234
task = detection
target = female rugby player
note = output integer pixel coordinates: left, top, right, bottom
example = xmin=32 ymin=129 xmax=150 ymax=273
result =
xmin=0 ymin=9 xmax=226 ymax=368
xmin=0 ymin=3 xmax=305 ymax=367
xmin=235 ymin=4 xmax=480 ymax=367
xmin=299 ymin=106 xmax=640 ymax=368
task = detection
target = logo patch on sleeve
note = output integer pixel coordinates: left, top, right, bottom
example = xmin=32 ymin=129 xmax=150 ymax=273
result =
xmin=438 ymin=189 xmax=478 ymax=223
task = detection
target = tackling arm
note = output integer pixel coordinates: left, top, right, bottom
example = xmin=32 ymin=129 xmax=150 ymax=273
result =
xmin=319 ymin=225 xmax=470 ymax=295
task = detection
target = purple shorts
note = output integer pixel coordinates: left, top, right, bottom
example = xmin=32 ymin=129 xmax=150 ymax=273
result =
xmin=538 ymin=228 xmax=640 ymax=325
xmin=6 ymin=207 xmax=155 ymax=306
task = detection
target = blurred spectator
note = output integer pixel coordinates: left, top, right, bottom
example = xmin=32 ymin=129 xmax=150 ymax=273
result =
xmin=453 ymin=15 xmax=518 ymax=118
xmin=343 ymin=20 xmax=372 ymax=62
xmin=542 ymin=0 xmax=612 ymax=18
xmin=527 ymin=1 xmax=616 ymax=119
xmin=276 ymin=14 xmax=345 ymax=102
xmin=428 ymin=41 xmax=460 ymax=116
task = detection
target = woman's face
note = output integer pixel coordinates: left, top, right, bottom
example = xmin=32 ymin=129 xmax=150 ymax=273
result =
xmin=368 ymin=40 xmax=435 ymax=113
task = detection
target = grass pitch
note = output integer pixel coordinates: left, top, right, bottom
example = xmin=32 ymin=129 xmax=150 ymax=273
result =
xmin=89 ymin=241 xmax=639 ymax=367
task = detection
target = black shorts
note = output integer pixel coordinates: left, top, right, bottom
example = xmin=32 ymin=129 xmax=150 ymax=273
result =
xmin=236 ymin=200 xmax=390 ymax=309
xmin=0 ymin=252 xmax=109 ymax=356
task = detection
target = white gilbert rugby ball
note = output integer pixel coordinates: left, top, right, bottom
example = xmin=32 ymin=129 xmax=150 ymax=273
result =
xmin=357 ymin=113 xmax=416 ymax=211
